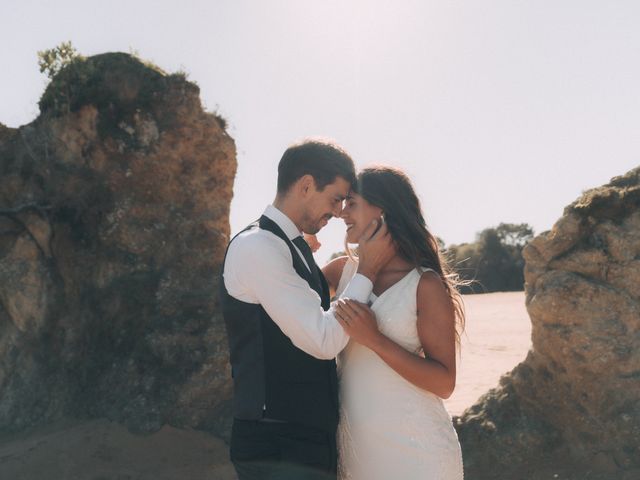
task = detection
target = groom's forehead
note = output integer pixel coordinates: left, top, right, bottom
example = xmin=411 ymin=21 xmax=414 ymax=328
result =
xmin=326 ymin=176 xmax=351 ymax=197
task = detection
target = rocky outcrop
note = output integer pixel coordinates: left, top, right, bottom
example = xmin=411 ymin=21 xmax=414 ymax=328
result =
xmin=455 ymin=167 xmax=640 ymax=479
xmin=0 ymin=53 xmax=236 ymax=435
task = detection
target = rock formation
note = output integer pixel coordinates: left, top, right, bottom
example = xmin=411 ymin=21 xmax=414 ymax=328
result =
xmin=455 ymin=166 xmax=640 ymax=479
xmin=0 ymin=53 xmax=236 ymax=435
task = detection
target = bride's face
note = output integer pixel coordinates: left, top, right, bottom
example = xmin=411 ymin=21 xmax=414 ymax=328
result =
xmin=341 ymin=192 xmax=383 ymax=244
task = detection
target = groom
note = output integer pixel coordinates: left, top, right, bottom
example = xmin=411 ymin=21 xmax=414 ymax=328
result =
xmin=220 ymin=139 xmax=393 ymax=479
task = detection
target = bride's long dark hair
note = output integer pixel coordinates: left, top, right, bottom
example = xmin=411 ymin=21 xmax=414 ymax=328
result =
xmin=351 ymin=166 xmax=466 ymax=343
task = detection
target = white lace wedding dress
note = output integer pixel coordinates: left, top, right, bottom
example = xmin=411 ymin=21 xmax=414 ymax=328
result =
xmin=335 ymin=258 xmax=464 ymax=480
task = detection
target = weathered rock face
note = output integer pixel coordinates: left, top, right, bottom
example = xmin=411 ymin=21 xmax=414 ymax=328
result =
xmin=0 ymin=53 xmax=236 ymax=435
xmin=455 ymin=167 xmax=640 ymax=479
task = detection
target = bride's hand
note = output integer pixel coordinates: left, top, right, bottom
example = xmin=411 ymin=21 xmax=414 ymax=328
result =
xmin=335 ymin=299 xmax=382 ymax=349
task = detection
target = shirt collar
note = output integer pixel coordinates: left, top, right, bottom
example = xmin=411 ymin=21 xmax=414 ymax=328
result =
xmin=263 ymin=204 xmax=302 ymax=241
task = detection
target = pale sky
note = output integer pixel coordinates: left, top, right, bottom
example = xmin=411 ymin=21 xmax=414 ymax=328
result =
xmin=2 ymin=1 xmax=639 ymax=263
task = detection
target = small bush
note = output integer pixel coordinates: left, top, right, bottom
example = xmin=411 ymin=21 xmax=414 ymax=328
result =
xmin=38 ymin=41 xmax=82 ymax=79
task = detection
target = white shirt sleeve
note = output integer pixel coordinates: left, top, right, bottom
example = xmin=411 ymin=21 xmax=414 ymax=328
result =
xmin=223 ymin=230 xmax=373 ymax=360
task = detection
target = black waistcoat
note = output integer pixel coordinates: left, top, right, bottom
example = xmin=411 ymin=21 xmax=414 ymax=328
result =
xmin=220 ymin=215 xmax=339 ymax=433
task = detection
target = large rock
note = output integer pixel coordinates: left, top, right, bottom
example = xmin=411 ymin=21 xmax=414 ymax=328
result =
xmin=455 ymin=167 xmax=640 ymax=479
xmin=0 ymin=53 xmax=236 ymax=436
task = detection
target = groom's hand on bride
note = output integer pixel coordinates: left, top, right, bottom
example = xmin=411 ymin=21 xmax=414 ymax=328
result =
xmin=356 ymin=219 xmax=395 ymax=282
xmin=335 ymin=299 xmax=382 ymax=349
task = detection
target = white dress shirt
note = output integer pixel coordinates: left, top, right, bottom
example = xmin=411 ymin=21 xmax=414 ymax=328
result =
xmin=223 ymin=204 xmax=373 ymax=360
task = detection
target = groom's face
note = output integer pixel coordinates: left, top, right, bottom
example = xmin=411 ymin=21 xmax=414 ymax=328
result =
xmin=300 ymin=176 xmax=351 ymax=235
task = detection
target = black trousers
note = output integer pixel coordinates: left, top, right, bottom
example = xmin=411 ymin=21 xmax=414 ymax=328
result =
xmin=230 ymin=419 xmax=337 ymax=480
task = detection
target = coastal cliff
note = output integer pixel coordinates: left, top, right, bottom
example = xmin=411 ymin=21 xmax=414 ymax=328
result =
xmin=455 ymin=166 xmax=640 ymax=479
xmin=0 ymin=53 xmax=236 ymax=436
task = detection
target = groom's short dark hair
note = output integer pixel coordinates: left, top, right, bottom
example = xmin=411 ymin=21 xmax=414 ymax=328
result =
xmin=277 ymin=139 xmax=356 ymax=194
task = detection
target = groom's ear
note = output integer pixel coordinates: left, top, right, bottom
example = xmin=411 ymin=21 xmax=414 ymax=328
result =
xmin=298 ymin=174 xmax=315 ymax=197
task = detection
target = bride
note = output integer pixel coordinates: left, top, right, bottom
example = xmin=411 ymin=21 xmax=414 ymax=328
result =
xmin=321 ymin=166 xmax=465 ymax=480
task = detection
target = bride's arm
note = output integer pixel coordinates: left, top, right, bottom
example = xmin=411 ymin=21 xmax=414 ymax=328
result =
xmin=321 ymin=255 xmax=349 ymax=299
xmin=335 ymin=272 xmax=457 ymax=399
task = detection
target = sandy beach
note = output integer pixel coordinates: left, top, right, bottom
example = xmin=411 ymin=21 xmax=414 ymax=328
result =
xmin=0 ymin=292 xmax=531 ymax=479
xmin=445 ymin=291 xmax=531 ymax=416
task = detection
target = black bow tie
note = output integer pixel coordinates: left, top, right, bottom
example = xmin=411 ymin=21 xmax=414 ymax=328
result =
xmin=292 ymin=236 xmax=322 ymax=287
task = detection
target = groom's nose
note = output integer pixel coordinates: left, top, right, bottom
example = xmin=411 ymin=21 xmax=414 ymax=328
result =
xmin=332 ymin=202 xmax=344 ymax=218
